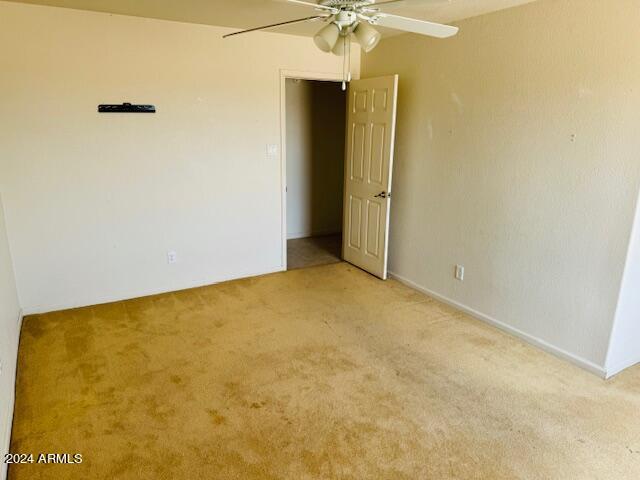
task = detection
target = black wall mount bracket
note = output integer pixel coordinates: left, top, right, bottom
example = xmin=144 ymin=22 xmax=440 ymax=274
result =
xmin=98 ymin=103 xmax=156 ymax=113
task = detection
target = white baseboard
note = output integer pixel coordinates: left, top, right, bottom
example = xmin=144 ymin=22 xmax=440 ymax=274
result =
xmin=24 ymin=267 xmax=283 ymax=315
xmin=606 ymin=356 xmax=640 ymax=379
xmin=1 ymin=308 xmax=23 ymax=480
xmin=389 ymin=271 xmax=608 ymax=379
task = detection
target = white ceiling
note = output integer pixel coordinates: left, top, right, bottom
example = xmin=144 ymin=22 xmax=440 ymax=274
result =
xmin=6 ymin=0 xmax=539 ymax=37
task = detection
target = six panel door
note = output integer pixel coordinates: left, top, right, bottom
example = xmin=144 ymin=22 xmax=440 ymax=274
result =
xmin=342 ymin=75 xmax=398 ymax=279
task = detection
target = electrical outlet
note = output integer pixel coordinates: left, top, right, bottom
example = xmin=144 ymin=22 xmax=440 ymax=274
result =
xmin=455 ymin=265 xmax=465 ymax=281
xmin=167 ymin=251 xmax=177 ymax=265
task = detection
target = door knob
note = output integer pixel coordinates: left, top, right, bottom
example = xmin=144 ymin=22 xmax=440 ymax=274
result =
xmin=374 ymin=191 xmax=391 ymax=199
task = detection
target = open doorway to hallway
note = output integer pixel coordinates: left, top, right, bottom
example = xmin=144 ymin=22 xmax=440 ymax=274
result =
xmin=285 ymin=78 xmax=346 ymax=270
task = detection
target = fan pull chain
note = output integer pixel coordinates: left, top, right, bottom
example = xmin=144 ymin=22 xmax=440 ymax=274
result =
xmin=342 ymin=34 xmax=348 ymax=91
xmin=341 ymin=34 xmax=352 ymax=92
xmin=347 ymin=35 xmax=352 ymax=83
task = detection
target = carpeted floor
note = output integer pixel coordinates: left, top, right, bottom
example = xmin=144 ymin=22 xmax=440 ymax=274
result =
xmin=9 ymin=263 xmax=640 ymax=479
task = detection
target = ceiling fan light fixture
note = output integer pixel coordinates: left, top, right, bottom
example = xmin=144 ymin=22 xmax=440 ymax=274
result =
xmin=314 ymin=22 xmax=340 ymax=52
xmin=354 ymin=21 xmax=381 ymax=53
xmin=331 ymin=34 xmax=348 ymax=56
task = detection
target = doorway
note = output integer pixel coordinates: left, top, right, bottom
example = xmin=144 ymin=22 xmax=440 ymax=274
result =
xmin=284 ymin=78 xmax=347 ymax=270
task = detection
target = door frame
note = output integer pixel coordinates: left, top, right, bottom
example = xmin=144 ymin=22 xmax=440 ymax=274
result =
xmin=279 ymin=69 xmax=357 ymax=271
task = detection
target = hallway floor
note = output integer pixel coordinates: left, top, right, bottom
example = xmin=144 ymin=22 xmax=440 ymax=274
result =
xmin=287 ymin=234 xmax=342 ymax=270
xmin=9 ymin=263 xmax=640 ymax=479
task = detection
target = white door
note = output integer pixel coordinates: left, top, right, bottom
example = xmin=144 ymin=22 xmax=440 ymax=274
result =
xmin=342 ymin=75 xmax=398 ymax=279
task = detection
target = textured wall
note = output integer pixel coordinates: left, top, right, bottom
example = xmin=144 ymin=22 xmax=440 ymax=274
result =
xmin=361 ymin=0 xmax=640 ymax=370
xmin=0 ymin=1 xmax=359 ymax=313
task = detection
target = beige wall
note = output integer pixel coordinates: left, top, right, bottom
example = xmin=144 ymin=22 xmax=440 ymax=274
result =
xmin=286 ymin=79 xmax=346 ymax=239
xmin=0 ymin=194 xmax=21 ymax=480
xmin=0 ymin=1 xmax=359 ymax=313
xmin=361 ymin=0 xmax=640 ymax=372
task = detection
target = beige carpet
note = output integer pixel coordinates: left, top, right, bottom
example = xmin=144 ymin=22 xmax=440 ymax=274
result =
xmin=9 ymin=263 xmax=640 ymax=479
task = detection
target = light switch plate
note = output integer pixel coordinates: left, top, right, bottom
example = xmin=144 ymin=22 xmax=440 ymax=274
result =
xmin=267 ymin=144 xmax=278 ymax=157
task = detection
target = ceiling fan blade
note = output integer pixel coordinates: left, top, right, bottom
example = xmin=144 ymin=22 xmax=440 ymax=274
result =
xmin=368 ymin=0 xmax=408 ymax=5
xmin=375 ymin=13 xmax=458 ymax=38
xmin=286 ymin=0 xmax=336 ymax=11
xmin=366 ymin=0 xmax=448 ymax=8
xmin=223 ymin=15 xmax=329 ymax=38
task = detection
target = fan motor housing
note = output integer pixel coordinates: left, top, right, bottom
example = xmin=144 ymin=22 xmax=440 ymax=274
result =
xmin=320 ymin=0 xmax=374 ymax=8
xmin=335 ymin=10 xmax=358 ymax=28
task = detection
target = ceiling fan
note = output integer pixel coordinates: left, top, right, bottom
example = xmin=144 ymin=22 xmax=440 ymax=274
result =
xmin=223 ymin=1 xmax=459 ymax=52
xmin=223 ymin=0 xmax=458 ymax=88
